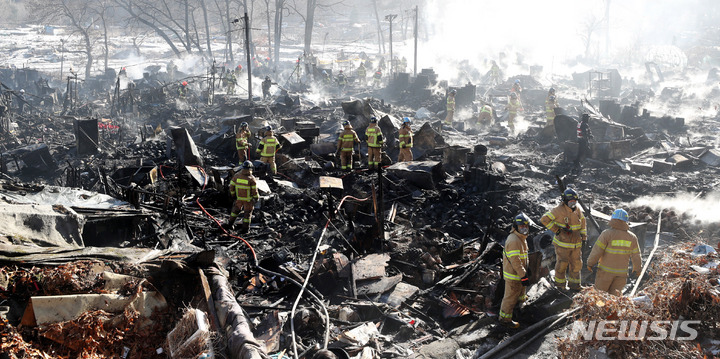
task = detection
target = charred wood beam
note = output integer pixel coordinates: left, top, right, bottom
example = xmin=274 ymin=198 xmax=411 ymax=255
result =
xmin=205 ymin=266 xmax=269 ymax=359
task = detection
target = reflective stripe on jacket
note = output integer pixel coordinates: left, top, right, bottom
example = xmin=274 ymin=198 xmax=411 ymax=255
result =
xmin=230 ymin=173 xmax=259 ymax=201
xmin=337 ymin=129 xmax=359 ymax=152
xmin=540 ymin=203 xmax=587 ymax=248
xmin=447 ymin=97 xmax=455 ymax=111
xmin=257 ymin=135 xmax=280 ymax=157
xmin=365 ymin=126 xmax=383 ymax=148
xmin=398 ymin=126 xmax=413 ymax=148
xmin=587 ymin=218 xmax=642 ymax=276
xmin=236 ymin=130 xmax=250 ymax=150
xmin=502 ymin=230 xmax=529 ymax=281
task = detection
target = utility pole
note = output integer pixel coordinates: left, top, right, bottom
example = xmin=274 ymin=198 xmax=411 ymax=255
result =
xmin=413 ymin=6 xmax=418 ymax=76
xmin=385 ymin=14 xmax=397 ymax=77
xmin=243 ymin=12 xmax=252 ymax=101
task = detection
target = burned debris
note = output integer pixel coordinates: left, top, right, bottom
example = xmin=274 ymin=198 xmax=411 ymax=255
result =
xmin=2 ymin=7 xmax=720 ymax=359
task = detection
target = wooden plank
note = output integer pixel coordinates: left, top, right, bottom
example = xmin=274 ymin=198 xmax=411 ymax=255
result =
xmin=351 ymin=253 xmax=389 ymax=280
xmin=356 ymin=274 xmax=402 ymax=295
xmin=319 ymin=176 xmax=343 ymax=189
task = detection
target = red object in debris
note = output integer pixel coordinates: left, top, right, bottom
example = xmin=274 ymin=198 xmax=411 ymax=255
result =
xmin=182 ymin=81 xmax=188 ymax=86
xmin=409 ymin=320 xmax=416 ymax=325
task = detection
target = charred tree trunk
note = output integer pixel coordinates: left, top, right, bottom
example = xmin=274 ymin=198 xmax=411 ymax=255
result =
xmin=184 ymin=0 xmax=191 ymax=52
xmin=303 ymin=0 xmax=316 ymax=55
xmin=226 ymin=0 xmax=234 ymax=62
xmin=265 ymin=0 xmax=272 ymax=67
xmin=372 ymin=0 xmax=385 ymax=54
xmin=200 ymin=0 xmax=213 ymax=59
xmin=101 ymin=13 xmax=109 ymax=72
xmin=273 ymin=0 xmax=285 ymax=68
xmin=82 ymin=30 xmax=93 ymax=79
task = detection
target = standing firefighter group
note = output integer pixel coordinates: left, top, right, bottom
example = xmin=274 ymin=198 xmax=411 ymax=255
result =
xmin=499 ymin=188 xmax=642 ymax=328
xmin=228 ymin=116 xmax=414 ymax=231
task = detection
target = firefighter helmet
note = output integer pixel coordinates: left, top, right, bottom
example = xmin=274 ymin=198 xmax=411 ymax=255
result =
xmin=402 ymin=117 xmax=411 ymax=124
xmin=611 ymin=209 xmax=629 ymax=222
xmin=370 ymin=117 xmax=378 ymax=123
xmin=242 ymin=160 xmax=254 ymax=170
xmin=240 ymin=122 xmax=248 ymax=128
xmin=562 ymin=188 xmax=579 ymax=202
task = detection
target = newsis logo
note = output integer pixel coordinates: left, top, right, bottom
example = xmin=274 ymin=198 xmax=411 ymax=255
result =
xmin=570 ymin=320 xmax=700 ymax=341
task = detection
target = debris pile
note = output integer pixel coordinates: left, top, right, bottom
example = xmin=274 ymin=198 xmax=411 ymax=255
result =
xmin=559 ymin=243 xmax=720 ymax=358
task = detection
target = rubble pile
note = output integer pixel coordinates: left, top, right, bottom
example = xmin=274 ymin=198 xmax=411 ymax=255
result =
xmin=559 ymin=242 xmax=720 ymax=358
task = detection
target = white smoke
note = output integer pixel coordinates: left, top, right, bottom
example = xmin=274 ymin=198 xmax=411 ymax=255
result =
xmin=405 ymin=0 xmax=714 ymax=85
xmin=630 ymin=191 xmax=720 ymax=224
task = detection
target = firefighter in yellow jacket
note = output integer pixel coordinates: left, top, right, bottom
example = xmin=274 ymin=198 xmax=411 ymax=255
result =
xmin=499 ymin=213 xmax=531 ymax=328
xmin=545 ymin=94 xmax=558 ymax=129
xmin=587 ymin=209 xmax=642 ymax=296
xmin=337 ymin=120 xmax=360 ymax=170
xmin=235 ymin=122 xmax=251 ymax=164
xmin=398 ymin=117 xmax=413 ymax=162
xmin=256 ymin=125 xmax=281 ymax=175
xmin=444 ymin=89 xmax=456 ymax=124
xmin=229 ymin=161 xmax=259 ymax=233
xmin=365 ymin=117 xmax=383 ymax=170
xmin=540 ymin=188 xmax=587 ymax=291
xmin=505 ymin=92 xmax=523 ymax=133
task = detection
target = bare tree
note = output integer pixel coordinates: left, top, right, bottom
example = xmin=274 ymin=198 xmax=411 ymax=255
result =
xmin=114 ymin=0 xmax=183 ymax=57
xmin=28 ymin=0 xmax=98 ymax=78
xmin=290 ymin=0 xmax=344 ymax=57
xmin=273 ymin=0 xmax=288 ymax=68
xmin=372 ymin=0 xmax=385 ymax=54
xmin=578 ymin=13 xmax=604 ymax=63
xmin=199 ymin=0 xmax=213 ymax=59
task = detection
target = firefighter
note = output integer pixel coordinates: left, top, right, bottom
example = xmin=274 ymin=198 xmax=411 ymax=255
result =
xmin=477 ymin=103 xmax=494 ymax=127
xmin=444 ymin=89 xmax=456 ymax=124
xmin=356 ymin=63 xmax=367 ymax=85
xmin=545 ymin=94 xmax=558 ymax=128
xmin=490 ymin=61 xmax=502 ymax=86
xmin=398 ymin=117 xmax=413 ymax=162
xmin=256 ymin=125 xmax=281 ymax=175
xmin=225 ymin=70 xmax=237 ymax=95
xmin=262 ymin=76 xmax=272 ymax=100
xmin=365 ymin=116 xmax=383 ymax=170
xmin=587 ymin=209 xmax=642 ymax=296
xmin=235 ymin=122 xmax=251 ymax=164
xmin=499 ymin=213 xmax=531 ymax=329
xmin=373 ymin=70 xmax=382 ymax=88
xmin=540 ymin=188 xmax=588 ymax=291
xmin=510 ymin=79 xmax=522 ymax=95
xmin=179 ymin=81 xmax=188 ymax=98
xmin=228 ymin=160 xmax=259 ymax=233
xmin=505 ymin=92 xmax=523 ymax=133
xmin=574 ymin=114 xmax=593 ymax=169
xmin=336 ymin=120 xmax=360 ymax=171
xmin=336 ymin=70 xmax=348 ymax=92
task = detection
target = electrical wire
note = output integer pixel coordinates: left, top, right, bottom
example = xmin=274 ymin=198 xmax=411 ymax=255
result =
xmin=290 ymin=195 xmax=370 ymax=359
xmin=189 ymin=165 xmax=342 ymax=357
